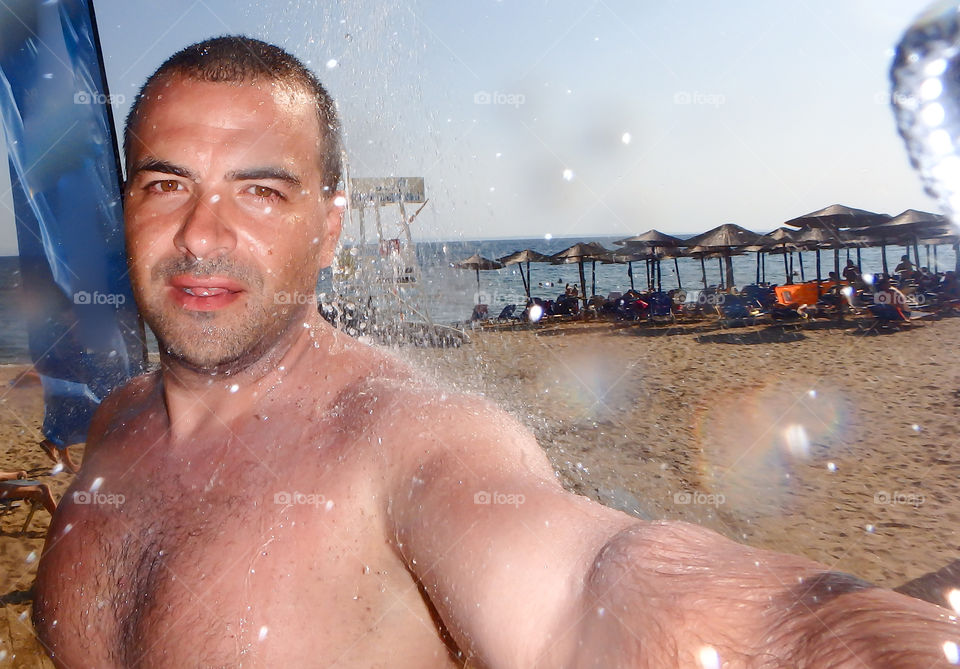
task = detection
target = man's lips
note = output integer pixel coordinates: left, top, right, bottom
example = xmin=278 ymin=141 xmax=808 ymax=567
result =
xmin=167 ymin=275 xmax=245 ymax=312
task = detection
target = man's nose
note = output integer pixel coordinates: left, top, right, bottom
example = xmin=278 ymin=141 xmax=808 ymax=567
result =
xmin=173 ymin=192 xmax=236 ymax=261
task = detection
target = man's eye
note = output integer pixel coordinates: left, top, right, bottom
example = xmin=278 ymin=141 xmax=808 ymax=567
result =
xmin=246 ymin=185 xmax=283 ymax=200
xmin=150 ymin=180 xmax=181 ymax=193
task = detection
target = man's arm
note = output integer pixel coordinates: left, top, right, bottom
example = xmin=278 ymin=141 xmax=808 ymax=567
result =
xmin=385 ymin=395 xmax=959 ymax=667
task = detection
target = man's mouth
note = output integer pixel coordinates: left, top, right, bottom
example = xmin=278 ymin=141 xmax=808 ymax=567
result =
xmin=168 ymin=275 xmax=245 ymax=312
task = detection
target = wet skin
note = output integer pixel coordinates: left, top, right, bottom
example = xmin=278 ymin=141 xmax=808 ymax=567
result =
xmin=33 ymin=77 xmax=960 ymax=668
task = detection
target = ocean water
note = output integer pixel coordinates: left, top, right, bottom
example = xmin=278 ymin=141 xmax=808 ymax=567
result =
xmin=2 ymin=238 xmax=955 ymax=363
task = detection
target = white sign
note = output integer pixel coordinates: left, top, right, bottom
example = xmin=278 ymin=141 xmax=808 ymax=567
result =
xmin=350 ymin=177 xmax=425 ymax=206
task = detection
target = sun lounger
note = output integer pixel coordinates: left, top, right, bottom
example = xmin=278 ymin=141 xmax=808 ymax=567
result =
xmin=0 ymin=480 xmax=45 ymax=535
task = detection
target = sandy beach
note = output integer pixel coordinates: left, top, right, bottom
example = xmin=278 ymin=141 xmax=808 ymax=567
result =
xmin=2 ymin=313 xmax=960 ymax=665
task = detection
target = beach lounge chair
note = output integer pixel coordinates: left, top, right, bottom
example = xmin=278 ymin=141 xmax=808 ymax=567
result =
xmin=0 ymin=481 xmax=45 ymax=535
xmin=646 ymin=292 xmax=675 ymax=323
xmin=717 ymin=294 xmax=765 ymax=326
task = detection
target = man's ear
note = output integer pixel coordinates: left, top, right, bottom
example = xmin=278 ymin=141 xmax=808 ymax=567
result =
xmin=318 ymin=191 xmax=345 ymax=268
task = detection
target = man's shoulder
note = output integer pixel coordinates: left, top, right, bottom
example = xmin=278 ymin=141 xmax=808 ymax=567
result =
xmin=87 ymin=370 xmax=161 ymax=443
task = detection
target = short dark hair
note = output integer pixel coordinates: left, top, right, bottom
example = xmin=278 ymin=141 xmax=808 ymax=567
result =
xmin=124 ymin=35 xmax=342 ymax=194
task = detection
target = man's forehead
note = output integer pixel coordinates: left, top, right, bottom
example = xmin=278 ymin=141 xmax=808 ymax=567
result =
xmin=137 ymin=74 xmax=318 ymax=123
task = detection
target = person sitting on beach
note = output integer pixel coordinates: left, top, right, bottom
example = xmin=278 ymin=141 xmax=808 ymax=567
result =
xmin=34 ymin=36 xmax=960 ymax=668
xmin=842 ymin=259 xmax=861 ymax=285
xmin=0 ymin=470 xmax=57 ymax=516
xmin=873 ymin=277 xmax=910 ymax=320
xmin=942 ymin=271 xmax=960 ymax=299
xmin=895 ymin=254 xmax=915 ymax=281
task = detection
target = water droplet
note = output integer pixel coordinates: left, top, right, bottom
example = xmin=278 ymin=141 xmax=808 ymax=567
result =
xmin=865 ymin=524 xmax=875 ymax=533
xmin=210 ymin=194 xmax=220 ymax=203
xmin=562 ymin=169 xmax=574 ymax=181
xmin=698 ymin=646 xmax=720 ymax=669
xmin=258 ymin=626 xmax=268 ymax=641
xmin=229 ymin=384 xmax=240 ymax=393
xmin=827 ymin=462 xmax=837 ymax=472
xmin=25 ymin=551 xmax=37 ymax=564
xmin=947 ymin=588 xmax=960 ymax=613
xmin=621 ymin=132 xmax=631 ymax=144
xmin=326 ymin=59 xmax=338 ymax=69
xmin=944 ymin=640 xmax=960 ymax=664
xmin=90 ymin=477 xmax=104 ymax=492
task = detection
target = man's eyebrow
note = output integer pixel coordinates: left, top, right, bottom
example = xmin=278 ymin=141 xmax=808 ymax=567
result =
xmin=225 ymin=167 xmax=302 ymax=187
xmin=130 ymin=159 xmax=197 ymax=181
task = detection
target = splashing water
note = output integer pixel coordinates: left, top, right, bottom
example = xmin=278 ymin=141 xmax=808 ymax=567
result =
xmin=891 ymin=0 xmax=960 ymax=227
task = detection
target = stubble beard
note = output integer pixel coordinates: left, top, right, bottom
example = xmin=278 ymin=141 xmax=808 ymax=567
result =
xmin=135 ymin=256 xmax=300 ymax=373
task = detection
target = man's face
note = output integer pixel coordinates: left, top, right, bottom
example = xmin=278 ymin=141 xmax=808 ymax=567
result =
xmin=124 ymin=76 xmax=342 ymax=370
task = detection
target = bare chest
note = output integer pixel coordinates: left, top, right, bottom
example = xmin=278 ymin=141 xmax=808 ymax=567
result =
xmin=36 ymin=424 xmax=460 ymax=667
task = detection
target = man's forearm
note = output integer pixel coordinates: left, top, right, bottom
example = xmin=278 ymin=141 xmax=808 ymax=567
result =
xmin=549 ymin=521 xmax=959 ymax=668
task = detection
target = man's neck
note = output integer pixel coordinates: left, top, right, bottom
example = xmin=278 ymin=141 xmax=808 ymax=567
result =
xmin=158 ymin=310 xmax=331 ymax=439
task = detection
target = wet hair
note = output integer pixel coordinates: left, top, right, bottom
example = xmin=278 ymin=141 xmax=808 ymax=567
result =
xmin=123 ymin=35 xmax=342 ymax=195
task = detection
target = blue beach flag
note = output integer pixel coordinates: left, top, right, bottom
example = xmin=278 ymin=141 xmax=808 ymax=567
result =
xmin=0 ymin=0 xmax=144 ymax=447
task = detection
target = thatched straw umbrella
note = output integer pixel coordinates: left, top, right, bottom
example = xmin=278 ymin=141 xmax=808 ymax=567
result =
xmin=614 ymin=230 xmax=684 ymax=291
xmin=498 ymin=249 xmax=552 ymax=299
xmin=454 ymin=254 xmax=504 ymax=304
xmin=551 ymin=242 xmax=609 ymax=302
xmin=682 ymin=224 xmax=761 ymax=291
xmin=784 ymin=204 xmax=891 ymax=277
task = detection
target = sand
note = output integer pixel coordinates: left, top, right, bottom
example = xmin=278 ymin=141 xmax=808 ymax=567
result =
xmin=2 ymin=313 xmax=960 ymax=665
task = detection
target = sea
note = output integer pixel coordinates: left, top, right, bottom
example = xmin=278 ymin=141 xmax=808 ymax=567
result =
xmin=2 ymin=236 xmax=955 ymax=364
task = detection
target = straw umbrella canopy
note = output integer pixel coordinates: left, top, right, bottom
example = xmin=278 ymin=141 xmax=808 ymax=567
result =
xmin=454 ymin=253 xmax=504 ymax=305
xmin=846 ymin=209 xmax=950 ymax=275
xmin=498 ymin=249 xmax=552 ymax=300
xmin=682 ymin=224 xmax=762 ymax=290
xmin=744 ymin=227 xmax=798 ymax=284
xmin=790 ymin=226 xmax=852 ymax=282
xmin=784 ymin=204 xmax=891 ymax=231
xmin=600 ymin=250 xmax=655 ymax=291
xmin=784 ymin=204 xmax=892 ymax=278
xmin=614 ymin=230 xmax=684 ymax=291
xmin=551 ymin=242 xmax=609 ymax=302
xmin=680 ymin=245 xmax=748 ymax=289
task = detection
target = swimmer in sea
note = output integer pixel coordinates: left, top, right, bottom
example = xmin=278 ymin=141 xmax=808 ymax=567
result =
xmin=34 ymin=36 xmax=959 ymax=668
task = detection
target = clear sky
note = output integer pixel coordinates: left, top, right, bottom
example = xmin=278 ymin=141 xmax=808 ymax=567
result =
xmin=0 ymin=0 xmax=941 ymax=254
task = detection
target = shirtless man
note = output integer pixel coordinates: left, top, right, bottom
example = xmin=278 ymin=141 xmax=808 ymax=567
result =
xmin=34 ymin=36 xmax=959 ymax=667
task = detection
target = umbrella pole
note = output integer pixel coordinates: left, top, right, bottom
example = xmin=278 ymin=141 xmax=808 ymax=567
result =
xmin=756 ymin=252 xmax=761 ymax=285
xmin=783 ymin=250 xmax=789 ymax=284
xmin=856 ymin=247 xmax=862 ymax=273
xmin=762 ymin=252 xmax=766 ymax=284
xmin=700 ymin=256 xmax=707 ymax=289
xmin=724 ymin=253 xmax=735 ymax=292
xmin=816 ymin=249 xmax=822 ymax=296
xmin=645 ymin=259 xmax=651 ymax=290
xmin=716 ymin=256 xmax=722 ymax=289
xmin=476 ymin=268 xmax=482 ymax=305
xmin=833 ymin=247 xmax=840 ymax=281
xmin=913 ymin=238 xmax=921 ymax=271
xmin=628 ymin=261 xmax=635 ymax=291
xmin=934 ymin=245 xmax=939 ymax=273
xmin=521 ymin=261 xmax=530 ymax=299
xmin=674 ymin=257 xmax=682 ymax=289
xmin=657 ymin=258 xmax=662 ymax=292
xmin=881 ymin=244 xmax=889 ymax=275
xmin=954 ymin=243 xmax=960 ymax=274
xmin=591 ymin=260 xmax=596 ymax=297
xmin=799 ymin=251 xmax=805 ymax=282
xmin=925 ymin=244 xmax=930 ymax=270
xmin=578 ymin=261 xmax=587 ymax=308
